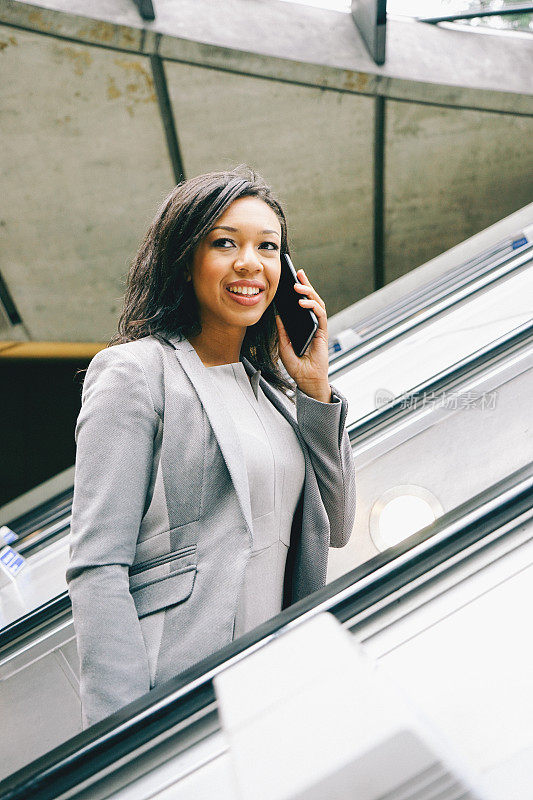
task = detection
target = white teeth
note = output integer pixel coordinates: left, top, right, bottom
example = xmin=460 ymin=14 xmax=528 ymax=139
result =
xmin=228 ymin=286 xmax=260 ymax=295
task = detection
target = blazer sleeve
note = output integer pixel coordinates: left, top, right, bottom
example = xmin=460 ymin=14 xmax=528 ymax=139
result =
xmin=295 ymin=383 xmax=356 ymax=548
xmin=66 ymin=346 xmax=159 ymax=729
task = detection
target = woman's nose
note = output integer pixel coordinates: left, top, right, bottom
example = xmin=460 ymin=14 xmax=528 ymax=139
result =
xmin=234 ymin=243 xmax=263 ymax=271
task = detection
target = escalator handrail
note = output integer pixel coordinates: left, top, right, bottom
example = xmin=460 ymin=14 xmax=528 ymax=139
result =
xmin=333 ymin=237 xmax=532 ymax=348
xmin=0 ymin=592 xmax=72 ymax=654
xmin=329 ymin=243 xmax=532 ymax=375
xmin=347 ymin=317 xmax=533 ymax=442
xmin=1 ymin=462 xmax=531 ymax=800
xmin=5 ymin=489 xmax=73 ymax=539
xmin=17 ymin=518 xmax=71 ymax=558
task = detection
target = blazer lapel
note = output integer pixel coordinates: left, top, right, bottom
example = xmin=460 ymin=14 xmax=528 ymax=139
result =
xmin=240 ymin=356 xmax=308 ymax=454
xmin=164 ymin=335 xmax=254 ymax=540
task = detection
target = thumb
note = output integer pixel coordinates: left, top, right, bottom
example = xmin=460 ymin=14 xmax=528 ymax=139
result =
xmin=275 ymin=313 xmax=288 ymax=342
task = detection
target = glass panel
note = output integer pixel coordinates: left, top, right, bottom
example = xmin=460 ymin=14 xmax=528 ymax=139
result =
xmin=276 ymin=0 xmax=533 ymax=33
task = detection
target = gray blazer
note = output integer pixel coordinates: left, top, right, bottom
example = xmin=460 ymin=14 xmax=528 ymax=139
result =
xmin=67 ymin=333 xmax=356 ymax=729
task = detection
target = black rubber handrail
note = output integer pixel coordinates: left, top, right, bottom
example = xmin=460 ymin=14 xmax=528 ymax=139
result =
xmin=0 ymin=592 xmax=71 ymax=653
xmin=5 ymin=488 xmax=73 ymax=541
xmin=347 ymin=318 xmax=532 ymax=443
xmin=0 ymin=520 xmax=72 ymax=641
xmin=333 ymin=466 xmax=533 ymax=624
xmin=16 ymin=519 xmax=71 ymax=558
xmin=1 ymin=462 xmax=530 ymax=800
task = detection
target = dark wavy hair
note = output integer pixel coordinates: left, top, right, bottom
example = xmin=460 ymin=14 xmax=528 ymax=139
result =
xmin=83 ymin=165 xmax=295 ymax=398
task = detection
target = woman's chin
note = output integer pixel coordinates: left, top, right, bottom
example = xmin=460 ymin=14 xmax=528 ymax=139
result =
xmin=222 ymin=297 xmax=267 ymax=322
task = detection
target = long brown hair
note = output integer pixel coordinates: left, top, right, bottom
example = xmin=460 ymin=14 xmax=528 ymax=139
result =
xmin=88 ymin=165 xmax=295 ymax=398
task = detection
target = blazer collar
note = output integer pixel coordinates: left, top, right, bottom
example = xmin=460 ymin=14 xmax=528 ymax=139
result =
xmin=161 ymin=334 xmax=305 ymax=539
xmin=163 ymin=333 xmax=299 ymax=427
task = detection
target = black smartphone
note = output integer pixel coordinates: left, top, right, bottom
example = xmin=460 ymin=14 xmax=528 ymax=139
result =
xmin=274 ymin=253 xmax=319 ymax=357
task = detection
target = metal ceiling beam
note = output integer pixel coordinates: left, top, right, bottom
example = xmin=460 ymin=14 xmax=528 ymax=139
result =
xmin=131 ymin=0 xmax=155 ymax=22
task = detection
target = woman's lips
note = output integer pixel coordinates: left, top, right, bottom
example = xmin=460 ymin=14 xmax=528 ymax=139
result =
xmin=225 ymin=288 xmax=264 ymax=306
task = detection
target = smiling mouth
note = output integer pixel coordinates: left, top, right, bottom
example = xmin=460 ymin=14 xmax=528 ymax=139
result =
xmin=226 ymin=286 xmax=264 ymax=296
xmin=225 ymin=286 xmax=265 ymax=305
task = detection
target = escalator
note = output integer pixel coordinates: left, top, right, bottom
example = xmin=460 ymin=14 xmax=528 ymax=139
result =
xmin=0 ymin=210 xmax=531 ymax=791
xmin=1 ymin=316 xmax=530 ymax=778
xmin=331 ymin=238 xmax=533 ymax=426
xmin=1 ymin=462 xmax=530 ymax=800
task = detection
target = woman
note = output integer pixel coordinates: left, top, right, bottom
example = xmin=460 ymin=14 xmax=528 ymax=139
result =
xmin=67 ymin=166 xmax=356 ymax=730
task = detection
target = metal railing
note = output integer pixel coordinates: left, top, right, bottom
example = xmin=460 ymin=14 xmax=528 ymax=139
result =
xmin=418 ymin=4 xmax=533 ymax=24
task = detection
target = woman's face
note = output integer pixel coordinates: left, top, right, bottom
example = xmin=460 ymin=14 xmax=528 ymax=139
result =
xmin=190 ymin=196 xmax=282 ymax=334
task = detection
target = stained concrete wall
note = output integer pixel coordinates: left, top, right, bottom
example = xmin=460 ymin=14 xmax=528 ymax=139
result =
xmin=0 ymin=0 xmax=531 ymax=342
xmin=384 ymin=100 xmax=533 ymax=283
xmin=0 ymin=25 xmax=173 ymax=342
xmin=163 ymin=61 xmax=374 ymax=322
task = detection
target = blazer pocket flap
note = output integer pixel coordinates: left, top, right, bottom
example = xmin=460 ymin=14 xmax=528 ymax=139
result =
xmin=131 ymin=565 xmax=196 ymax=618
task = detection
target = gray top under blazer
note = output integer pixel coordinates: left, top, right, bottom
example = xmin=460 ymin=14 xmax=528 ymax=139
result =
xmin=67 ymin=333 xmax=356 ymax=729
xmin=206 ymin=361 xmax=306 ymax=637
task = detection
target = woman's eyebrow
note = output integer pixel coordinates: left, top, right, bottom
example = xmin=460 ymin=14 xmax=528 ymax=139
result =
xmin=209 ymin=225 xmax=280 ymax=237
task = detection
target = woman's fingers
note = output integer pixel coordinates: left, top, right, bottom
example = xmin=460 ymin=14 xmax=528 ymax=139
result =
xmin=298 ymin=295 xmax=326 ymax=317
xmin=294 ymin=269 xmax=326 ymax=311
xmin=294 ymin=268 xmax=327 ymax=336
xmin=299 ymin=297 xmax=328 ymax=338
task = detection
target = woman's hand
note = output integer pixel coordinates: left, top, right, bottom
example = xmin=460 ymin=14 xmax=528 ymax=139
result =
xmin=275 ymin=268 xmax=332 ymax=403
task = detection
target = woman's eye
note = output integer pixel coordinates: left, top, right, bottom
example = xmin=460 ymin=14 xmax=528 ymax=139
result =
xmin=212 ymin=238 xmax=278 ymax=251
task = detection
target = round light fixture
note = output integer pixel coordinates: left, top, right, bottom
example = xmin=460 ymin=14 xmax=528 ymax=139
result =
xmin=369 ymin=485 xmax=444 ymax=552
